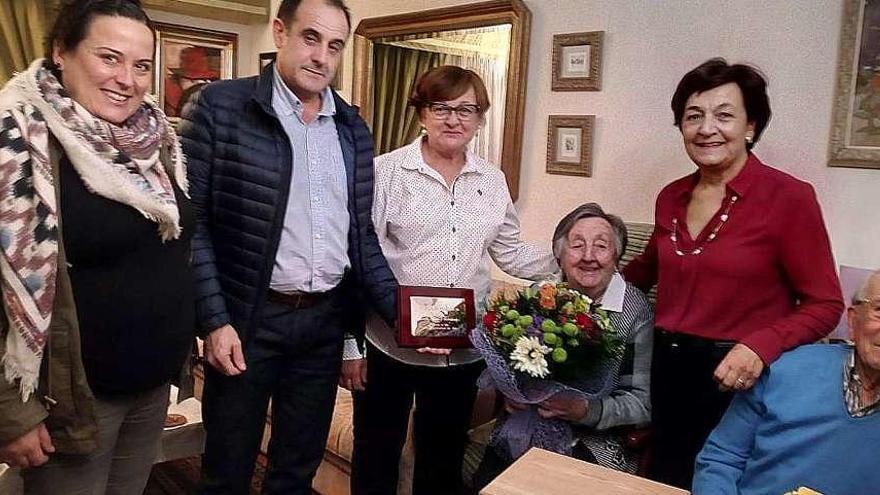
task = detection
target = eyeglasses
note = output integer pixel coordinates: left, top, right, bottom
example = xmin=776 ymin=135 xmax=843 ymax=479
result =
xmin=854 ymin=297 xmax=880 ymax=321
xmin=426 ymin=103 xmax=481 ymax=121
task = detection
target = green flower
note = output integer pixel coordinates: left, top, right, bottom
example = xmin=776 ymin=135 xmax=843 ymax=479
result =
xmin=505 ymin=309 xmax=520 ymax=321
xmin=501 ymin=324 xmax=516 ymax=337
xmin=541 ymin=319 xmax=558 ymax=333
xmin=551 ymin=347 xmax=568 ymax=363
xmin=543 ymin=332 xmax=559 ymax=346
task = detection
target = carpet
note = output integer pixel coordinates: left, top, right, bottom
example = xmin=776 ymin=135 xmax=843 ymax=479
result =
xmin=145 ymin=455 xmax=267 ymax=495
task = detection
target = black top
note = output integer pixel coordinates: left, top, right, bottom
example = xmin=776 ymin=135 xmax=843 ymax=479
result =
xmin=60 ymin=156 xmax=195 ymax=396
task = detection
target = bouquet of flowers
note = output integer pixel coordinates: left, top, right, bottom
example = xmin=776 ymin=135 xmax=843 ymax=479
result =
xmin=470 ymin=281 xmax=624 ymax=460
xmin=480 ymin=282 xmax=621 ymax=382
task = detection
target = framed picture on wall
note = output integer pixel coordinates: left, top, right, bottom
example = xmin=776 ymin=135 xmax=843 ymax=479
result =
xmin=551 ymin=31 xmax=603 ymax=91
xmin=397 ymin=286 xmax=476 ymax=348
xmin=259 ymin=51 xmax=276 ymax=71
xmin=154 ymin=22 xmax=237 ymax=120
xmin=829 ymin=0 xmax=880 ymax=169
xmin=546 ymin=115 xmax=594 ymax=177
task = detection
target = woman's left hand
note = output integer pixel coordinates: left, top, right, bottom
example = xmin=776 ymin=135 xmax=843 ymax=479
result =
xmin=415 ymin=347 xmax=452 ymax=355
xmin=537 ymin=393 xmax=588 ymax=422
xmin=714 ymin=343 xmax=764 ymax=391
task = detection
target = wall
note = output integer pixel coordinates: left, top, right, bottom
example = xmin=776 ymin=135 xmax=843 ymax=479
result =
xmin=254 ymin=0 xmax=878 ymax=272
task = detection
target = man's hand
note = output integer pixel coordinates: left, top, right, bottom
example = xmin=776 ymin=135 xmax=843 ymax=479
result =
xmin=537 ymin=393 xmax=588 ymax=422
xmin=0 ymin=423 xmax=55 ymax=468
xmin=339 ymin=358 xmax=368 ymax=391
xmin=714 ymin=343 xmax=764 ymax=391
xmin=204 ymin=324 xmax=247 ymax=376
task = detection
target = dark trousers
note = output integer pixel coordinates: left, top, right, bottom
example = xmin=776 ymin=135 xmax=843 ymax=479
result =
xmin=198 ymin=295 xmax=346 ymax=495
xmin=351 ymin=344 xmax=484 ymax=495
xmin=646 ymin=330 xmax=735 ymax=489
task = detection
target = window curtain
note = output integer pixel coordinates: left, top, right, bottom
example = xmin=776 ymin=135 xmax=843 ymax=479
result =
xmin=372 ymin=43 xmax=441 ymax=156
xmin=441 ymin=52 xmax=506 ymax=165
xmin=0 ymin=0 xmax=50 ymax=85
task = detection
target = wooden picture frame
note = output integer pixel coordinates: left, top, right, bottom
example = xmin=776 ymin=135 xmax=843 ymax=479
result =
xmin=259 ymin=51 xmax=276 ymax=71
xmin=546 ymin=115 xmax=594 ymax=177
xmin=551 ymin=31 xmax=603 ymax=91
xmin=154 ymin=22 xmax=237 ymax=121
xmin=397 ymin=286 xmax=476 ymax=348
xmin=829 ymin=0 xmax=880 ymax=168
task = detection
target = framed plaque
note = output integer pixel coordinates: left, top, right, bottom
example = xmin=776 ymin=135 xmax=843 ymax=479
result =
xmin=397 ymin=286 xmax=476 ymax=348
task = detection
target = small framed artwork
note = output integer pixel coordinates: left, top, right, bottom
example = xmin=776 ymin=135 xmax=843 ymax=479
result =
xmin=828 ymin=0 xmax=880 ymax=168
xmin=154 ymin=22 xmax=237 ymax=120
xmin=551 ymin=31 xmax=604 ymax=91
xmin=259 ymin=52 xmax=276 ymax=71
xmin=546 ymin=115 xmax=595 ymax=177
xmin=398 ymin=286 xmax=476 ymax=348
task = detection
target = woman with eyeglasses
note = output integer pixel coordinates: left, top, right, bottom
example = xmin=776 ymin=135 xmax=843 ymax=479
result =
xmin=346 ymin=65 xmax=559 ymax=495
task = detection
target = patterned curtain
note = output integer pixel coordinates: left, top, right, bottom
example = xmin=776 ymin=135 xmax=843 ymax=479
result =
xmin=372 ymin=43 xmax=441 ymax=156
xmin=0 ymin=0 xmax=51 ymax=85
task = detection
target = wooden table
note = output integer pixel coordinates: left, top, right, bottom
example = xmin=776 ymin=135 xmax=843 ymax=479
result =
xmin=481 ymin=448 xmax=690 ymax=495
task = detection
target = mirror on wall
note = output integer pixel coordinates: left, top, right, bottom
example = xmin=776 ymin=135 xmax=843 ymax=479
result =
xmin=352 ymin=0 xmax=531 ymax=200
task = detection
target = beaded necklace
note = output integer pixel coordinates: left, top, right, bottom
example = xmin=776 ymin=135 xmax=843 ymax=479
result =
xmin=670 ymin=194 xmax=739 ymax=256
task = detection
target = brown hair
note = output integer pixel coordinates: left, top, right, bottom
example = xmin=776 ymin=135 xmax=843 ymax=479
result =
xmin=408 ymin=65 xmax=490 ymax=114
xmin=276 ymin=0 xmax=351 ymax=31
xmin=671 ymin=58 xmax=771 ymax=151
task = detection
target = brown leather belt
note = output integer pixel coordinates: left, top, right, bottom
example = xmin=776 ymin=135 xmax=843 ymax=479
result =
xmin=267 ymin=289 xmax=333 ymax=309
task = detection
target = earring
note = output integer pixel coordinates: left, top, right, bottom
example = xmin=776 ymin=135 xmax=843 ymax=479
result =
xmin=419 ymin=126 xmax=427 ymax=135
xmin=745 ymin=134 xmax=753 ymax=145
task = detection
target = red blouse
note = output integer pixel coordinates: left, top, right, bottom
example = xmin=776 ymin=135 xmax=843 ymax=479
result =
xmin=623 ymin=154 xmax=844 ymax=365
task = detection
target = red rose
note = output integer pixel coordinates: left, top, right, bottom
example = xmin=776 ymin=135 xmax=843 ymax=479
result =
xmin=575 ymin=313 xmax=592 ymax=328
xmin=483 ymin=311 xmax=498 ymax=329
xmin=576 ymin=313 xmax=598 ymax=340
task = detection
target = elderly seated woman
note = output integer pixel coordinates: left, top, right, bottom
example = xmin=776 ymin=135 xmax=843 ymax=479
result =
xmin=472 ymin=203 xmax=653 ymax=490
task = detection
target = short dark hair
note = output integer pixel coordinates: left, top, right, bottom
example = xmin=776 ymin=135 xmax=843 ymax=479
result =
xmin=408 ymin=65 xmax=491 ymax=114
xmin=552 ymin=203 xmax=628 ymax=263
xmin=277 ymin=0 xmax=352 ymax=31
xmin=671 ymin=58 xmax=772 ymax=150
xmin=45 ymin=0 xmax=153 ymax=70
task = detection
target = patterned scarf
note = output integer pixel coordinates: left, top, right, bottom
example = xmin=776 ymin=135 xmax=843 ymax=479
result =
xmin=0 ymin=59 xmax=187 ymax=401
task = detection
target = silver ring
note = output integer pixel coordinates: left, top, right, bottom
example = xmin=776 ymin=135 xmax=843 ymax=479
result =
xmin=736 ymin=377 xmax=745 ymax=385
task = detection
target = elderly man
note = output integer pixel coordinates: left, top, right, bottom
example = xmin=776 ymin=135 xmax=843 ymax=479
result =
xmin=692 ymin=270 xmax=880 ymax=494
xmin=179 ymin=0 xmax=396 ymax=493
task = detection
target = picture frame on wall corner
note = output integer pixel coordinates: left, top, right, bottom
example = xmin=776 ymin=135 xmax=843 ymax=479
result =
xmin=154 ymin=22 xmax=237 ymax=122
xmin=828 ymin=0 xmax=880 ymax=169
xmin=551 ymin=31 xmax=603 ymax=91
xmin=546 ymin=115 xmax=594 ymax=177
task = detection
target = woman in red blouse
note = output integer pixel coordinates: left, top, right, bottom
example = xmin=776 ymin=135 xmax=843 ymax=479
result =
xmin=623 ymin=58 xmax=844 ymax=489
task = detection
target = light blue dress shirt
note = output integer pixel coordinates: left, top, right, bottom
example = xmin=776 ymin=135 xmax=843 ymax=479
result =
xmin=269 ymin=66 xmax=349 ymax=293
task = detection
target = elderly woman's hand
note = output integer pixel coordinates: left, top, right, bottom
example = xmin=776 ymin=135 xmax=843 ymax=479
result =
xmin=714 ymin=343 xmax=764 ymax=391
xmin=537 ymin=393 xmax=588 ymax=422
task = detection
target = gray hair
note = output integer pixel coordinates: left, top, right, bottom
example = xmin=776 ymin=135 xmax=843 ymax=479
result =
xmin=552 ymin=203 xmax=628 ymax=263
xmin=852 ymin=270 xmax=880 ymax=306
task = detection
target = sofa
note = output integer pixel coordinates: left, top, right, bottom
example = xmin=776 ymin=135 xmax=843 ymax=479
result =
xmin=311 ymin=222 xmax=656 ymax=495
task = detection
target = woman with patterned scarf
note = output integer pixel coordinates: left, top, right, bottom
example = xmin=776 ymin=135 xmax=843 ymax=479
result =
xmin=0 ymin=1 xmax=193 ymax=493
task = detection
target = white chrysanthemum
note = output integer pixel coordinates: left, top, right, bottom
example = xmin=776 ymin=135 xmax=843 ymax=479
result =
xmin=510 ymin=336 xmax=551 ymax=378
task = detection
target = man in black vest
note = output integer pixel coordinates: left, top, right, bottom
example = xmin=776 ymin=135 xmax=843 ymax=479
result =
xmin=179 ymin=1 xmax=396 ymax=492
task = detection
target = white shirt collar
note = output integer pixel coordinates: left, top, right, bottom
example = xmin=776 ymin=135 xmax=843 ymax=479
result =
xmin=599 ymin=272 xmax=626 ymax=313
xmin=401 ymin=136 xmax=485 ymax=176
